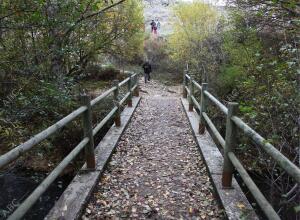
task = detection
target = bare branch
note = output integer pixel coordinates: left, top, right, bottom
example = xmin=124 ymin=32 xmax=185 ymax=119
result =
xmin=64 ymin=0 xmax=126 ymax=37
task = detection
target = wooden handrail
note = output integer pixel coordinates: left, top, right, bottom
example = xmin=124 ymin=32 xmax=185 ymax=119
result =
xmin=183 ymin=72 xmax=300 ymax=220
xmin=0 ymin=106 xmax=88 ymax=169
xmin=91 ymin=86 xmax=116 ymax=107
xmin=204 ymin=90 xmax=228 ymax=115
xmin=7 ymin=137 xmax=90 ymax=220
xmin=202 ymin=112 xmax=225 ymax=148
xmin=118 ymin=77 xmax=130 ymax=87
xmin=1 ymin=72 xmax=140 ymax=220
xmin=193 ymin=80 xmax=202 ymax=91
xmin=232 ymin=115 xmax=300 ymax=183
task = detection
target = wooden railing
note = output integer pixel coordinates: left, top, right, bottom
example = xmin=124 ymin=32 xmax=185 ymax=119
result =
xmin=0 ymin=72 xmax=140 ymax=220
xmin=183 ymin=71 xmax=300 ymax=220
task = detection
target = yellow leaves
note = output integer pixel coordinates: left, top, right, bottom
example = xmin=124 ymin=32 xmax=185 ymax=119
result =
xmin=237 ymin=202 xmax=246 ymax=209
xmin=168 ymin=1 xmax=219 ymax=64
xmin=172 ymin=1 xmax=218 ymax=35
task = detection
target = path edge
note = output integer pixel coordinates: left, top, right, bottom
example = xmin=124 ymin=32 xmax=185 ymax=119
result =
xmin=45 ymin=97 xmax=141 ymax=220
xmin=181 ymin=98 xmax=258 ymax=220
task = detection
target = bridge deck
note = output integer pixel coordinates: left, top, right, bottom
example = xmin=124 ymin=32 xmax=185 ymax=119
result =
xmin=82 ymin=81 xmax=224 ymax=219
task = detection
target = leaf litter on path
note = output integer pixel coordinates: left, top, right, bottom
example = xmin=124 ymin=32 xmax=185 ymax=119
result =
xmin=82 ymin=80 xmax=225 ymax=219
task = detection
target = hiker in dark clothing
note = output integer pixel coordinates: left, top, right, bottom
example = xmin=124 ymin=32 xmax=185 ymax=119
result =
xmin=142 ymin=61 xmax=152 ymax=83
xmin=150 ymin=20 xmax=156 ymax=33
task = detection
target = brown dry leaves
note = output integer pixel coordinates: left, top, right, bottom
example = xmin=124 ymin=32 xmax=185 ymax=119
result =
xmin=82 ymin=80 xmax=224 ymax=219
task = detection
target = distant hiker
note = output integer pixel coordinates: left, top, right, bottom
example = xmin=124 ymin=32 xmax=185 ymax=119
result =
xmin=150 ymin=20 xmax=156 ymax=33
xmin=142 ymin=61 xmax=152 ymax=83
xmin=156 ymin=19 xmax=161 ymax=30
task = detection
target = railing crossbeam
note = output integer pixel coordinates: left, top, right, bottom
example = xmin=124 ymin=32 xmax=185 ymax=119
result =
xmin=183 ymin=72 xmax=300 ymax=219
xmin=0 ymin=106 xmax=87 ymax=169
xmin=1 ymin=72 xmax=139 ymax=220
xmin=228 ymin=152 xmax=280 ymax=220
xmin=7 ymin=137 xmax=89 ymax=220
xmin=202 ymin=112 xmax=225 ymax=148
xmin=232 ymin=116 xmax=300 ymax=183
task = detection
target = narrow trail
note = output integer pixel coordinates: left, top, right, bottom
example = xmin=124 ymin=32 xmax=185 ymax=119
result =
xmin=82 ymin=80 xmax=224 ymax=219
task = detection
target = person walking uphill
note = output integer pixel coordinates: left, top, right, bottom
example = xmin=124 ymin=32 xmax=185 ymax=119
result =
xmin=142 ymin=61 xmax=152 ymax=83
xmin=150 ymin=20 xmax=156 ymax=33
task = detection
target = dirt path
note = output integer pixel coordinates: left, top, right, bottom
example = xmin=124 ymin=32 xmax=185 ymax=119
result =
xmin=82 ymin=80 xmax=224 ymax=219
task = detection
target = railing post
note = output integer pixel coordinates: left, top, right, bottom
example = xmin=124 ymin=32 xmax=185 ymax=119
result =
xmin=113 ymin=80 xmax=121 ymax=127
xmin=133 ymin=74 xmax=139 ymax=97
xmin=182 ymin=70 xmax=187 ymax=98
xmin=199 ymin=83 xmax=208 ymax=134
xmin=222 ymin=102 xmax=239 ymax=188
xmin=127 ymin=75 xmax=133 ymax=107
xmin=80 ymin=94 xmax=95 ymax=169
xmin=188 ymin=76 xmax=194 ymax=111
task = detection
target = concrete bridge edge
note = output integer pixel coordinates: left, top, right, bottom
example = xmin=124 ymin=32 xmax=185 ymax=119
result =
xmin=181 ymin=98 xmax=259 ymax=220
xmin=45 ymin=97 xmax=141 ymax=220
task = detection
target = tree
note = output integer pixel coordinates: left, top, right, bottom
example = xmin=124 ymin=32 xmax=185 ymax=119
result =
xmin=167 ymin=1 xmax=299 ymax=217
xmin=0 ymin=0 xmax=144 ymax=157
xmin=168 ymin=1 xmax=220 ymax=82
xmin=0 ymin=0 xmax=143 ymax=83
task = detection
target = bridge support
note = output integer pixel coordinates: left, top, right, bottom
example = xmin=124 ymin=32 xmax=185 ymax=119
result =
xmin=188 ymin=76 xmax=194 ymax=112
xmin=199 ymin=83 xmax=208 ymax=134
xmin=222 ymin=102 xmax=239 ymax=188
xmin=133 ymin=75 xmax=139 ymax=97
xmin=80 ymin=94 xmax=96 ymax=169
xmin=113 ymin=80 xmax=121 ymax=127
xmin=182 ymin=70 xmax=187 ymax=98
xmin=127 ymin=76 xmax=133 ymax=107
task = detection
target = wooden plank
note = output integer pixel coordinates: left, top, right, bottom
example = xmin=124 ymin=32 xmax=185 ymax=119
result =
xmin=45 ymin=97 xmax=141 ymax=220
xmin=181 ymin=98 xmax=258 ymax=220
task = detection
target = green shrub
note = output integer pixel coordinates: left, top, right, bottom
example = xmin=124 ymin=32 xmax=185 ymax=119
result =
xmin=0 ymin=77 xmax=77 ymax=152
xmin=80 ymin=65 xmax=120 ymax=81
xmin=218 ymin=65 xmax=244 ymax=94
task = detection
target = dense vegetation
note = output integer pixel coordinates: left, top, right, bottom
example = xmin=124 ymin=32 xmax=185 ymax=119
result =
xmin=167 ymin=0 xmax=299 ymax=218
xmin=0 ymin=0 xmax=299 ymax=218
xmin=0 ymin=0 xmax=144 ymax=168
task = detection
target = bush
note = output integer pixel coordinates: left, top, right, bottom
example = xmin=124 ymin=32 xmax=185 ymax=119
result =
xmin=0 ymin=77 xmax=77 ymax=153
xmin=79 ymin=65 xmax=120 ymax=81
xmin=217 ymin=65 xmax=244 ymax=94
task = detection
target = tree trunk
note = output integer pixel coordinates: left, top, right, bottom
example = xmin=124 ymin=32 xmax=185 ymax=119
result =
xmin=46 ymin=1 xmax=65 ymax=86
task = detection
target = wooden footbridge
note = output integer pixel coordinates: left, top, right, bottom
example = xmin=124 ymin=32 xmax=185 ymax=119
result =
xmin=0 ymin=70 xmax=299 ymax=220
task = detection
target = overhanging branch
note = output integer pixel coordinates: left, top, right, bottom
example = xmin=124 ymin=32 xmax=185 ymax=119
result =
xmin=64 ymin=0 xmax=126 ymax=38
